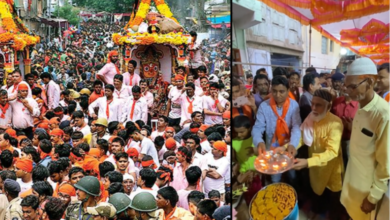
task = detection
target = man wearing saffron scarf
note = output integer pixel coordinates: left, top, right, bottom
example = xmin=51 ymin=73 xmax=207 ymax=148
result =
xmin=8 ymin=69 xmax=32 ymax=101
xmin=252 ymin=75 xmax=301 ymax=183
xmin=0 ymin=89 xmax=12 ymax=130
xmin=9 ymin=83 xmax=40 ymax=139
xmin=97 ymin=50 xmax=120 ymax=85
xmin=340 ymin=58 xmax=389 ymax=220
xmin=171 ymin=82 xmax=203 ymax=128
xmin=50 ymin=128 xmax=65 ymax=146
xmin=203 ymin=82 xmax=229 ymax=125
xmin=292 ymin=89 xmax=344 ymax=219
xmin=89 ymin=84 xmax=122 ymax=123
xmin=123 ymin=60 xmax=141 ymax=86
xmin=121 ymin=85 xmax=148 ymax=124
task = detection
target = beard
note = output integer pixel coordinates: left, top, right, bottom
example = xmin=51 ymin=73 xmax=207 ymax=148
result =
xmin=310 ymin=110 xmax=327 ymax=122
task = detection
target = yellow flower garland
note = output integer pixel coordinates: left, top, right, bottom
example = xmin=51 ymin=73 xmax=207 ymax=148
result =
xmin=112 ymin=32 xmax=189 ymax=46
xmin=0 ymin=0 xmax=40 ymax=51
xmin=128 ymin=0 xmax=179 ymax=27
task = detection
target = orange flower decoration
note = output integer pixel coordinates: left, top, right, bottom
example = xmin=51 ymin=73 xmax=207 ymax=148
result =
xmin=0 ymin=33 xmax=13 ymax=43
xmin=130 ymin=16 xmax=144 ymax=27
xmin=2 ymin=17 xmax=18 ymax=33
xmin=140 ymin=36 xmax=155 ymax=45
xmin=142 ymin=0 xmax=152 ymax=4
xmin=154 ymin=0 xmax=165 ymax=6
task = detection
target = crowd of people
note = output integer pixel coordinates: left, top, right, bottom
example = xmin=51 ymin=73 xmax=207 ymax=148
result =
xmin=232 ymin=60 xmax=389 ymax=220
xmin=0 ymin=20 xmax=232 ymax=220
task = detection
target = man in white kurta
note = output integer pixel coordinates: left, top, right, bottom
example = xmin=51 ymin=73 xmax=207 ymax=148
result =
xmin=113 ymin=74 xmax=132 ymax=101
xmin=171 ymin=82 xmax=203 ymax=128
xmin=9 ymin=84 xmax=40 ymax=137
xmin=121 ymin=86 xmax=148 ymax=124
xmin=122 ymin=60 xmax=141 ymax=86
xmin=89 ymin=85 xmax=122 ymax=123
xmin=340 ymin=58 xmax=390 ymax=220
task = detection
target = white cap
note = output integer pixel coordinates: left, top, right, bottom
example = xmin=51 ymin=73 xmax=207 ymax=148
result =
xmin=348 ymin=57 xmax=377 ymax=76
xmin=123 ymin=173 xmax=135 ymax=182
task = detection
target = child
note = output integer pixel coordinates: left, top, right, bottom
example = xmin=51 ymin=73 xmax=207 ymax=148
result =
xmin=232 ymin=115 xmax=256 ymax=171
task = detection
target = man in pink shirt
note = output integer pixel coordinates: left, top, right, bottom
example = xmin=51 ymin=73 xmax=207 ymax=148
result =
xmin=177 ymin=166 xmax=202 ymax=211
xmin=123 ymin=60 xmax=141 ymax=86
xmin=97 ymin=50 xmax=119 ymax=85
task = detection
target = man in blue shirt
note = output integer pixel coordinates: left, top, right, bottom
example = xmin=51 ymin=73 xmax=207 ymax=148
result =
xmin=252 ymin=76 xmax=301 ymax=183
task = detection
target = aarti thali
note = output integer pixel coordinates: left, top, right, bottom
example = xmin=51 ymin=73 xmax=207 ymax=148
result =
xmin=254 ymin=150 xmax=294 ymax=175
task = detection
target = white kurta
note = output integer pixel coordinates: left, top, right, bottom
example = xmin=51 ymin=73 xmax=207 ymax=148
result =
xmin=113 ymin=85 xmax=132 ymax=101
xmin=142 ymin=91 xmax=154 ymax=109
xmin=0 ymin=104 xmax=12 ymax=128
xmin=121 ymin=97 xmax=148 ymax=124
xmin=203 ymin=95 xmax=228 ymax=125
xmin=9 ymin=98 xmax=40 ymax=129
xmin=171 ymin=93 xmax=203 ymax=127
xmin=88 ymin=97 xmax=122 ymax=123
xmin=122 ymin=72 xmax=141 ymax=86
xmin=340 ymin=94 xmax=390 ymax=220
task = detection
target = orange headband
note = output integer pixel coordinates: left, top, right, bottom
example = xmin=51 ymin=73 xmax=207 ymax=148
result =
xmin=213 ymin=141 xmax=227 ymax=156
xmin=190 ymin=127 xmax=199 ymax=134
xmin=54 ymin=111 xmax=64 ymax=115
xmin=18 ymin=83 xmax=29 ymax=91
xmin=157 ymin=170 xmax=172 ymax=182
xmin=165 ymin=127 xmax=175 ymax=132
xmin=174 ymin=74 xmax=185 ymax=81
xmin=142 ymin=160 xmax=157 ymax=169
xmin=59 ymin=184 xmax=76 ymax=197
xmin=15 ymin=158 xmax=33 ymax=172
xmin=50 ymin=128 xmax=64 ymax=136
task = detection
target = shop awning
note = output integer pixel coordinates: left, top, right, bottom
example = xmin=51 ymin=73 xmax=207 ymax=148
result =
xmin=38 ymin=17 xmax=69 ymax=28
xmin=259 ymin=0 xmax=389 ymax=64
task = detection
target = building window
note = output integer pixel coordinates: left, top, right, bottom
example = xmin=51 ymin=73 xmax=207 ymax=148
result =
xmin=322 ymin=36 xmax=328 ymax=54
xmin=330 ymin=40 xmax=334 ymax=52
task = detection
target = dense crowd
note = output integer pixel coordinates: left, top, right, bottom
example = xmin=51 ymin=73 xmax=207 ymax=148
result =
xmin=0 ymin=20 xmax=231 ymax=220
xmin=232 ymin=60 xmax=389 ymax=219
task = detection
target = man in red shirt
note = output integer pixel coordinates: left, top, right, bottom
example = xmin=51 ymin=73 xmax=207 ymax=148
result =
xmin=331 ymin=84 xmax=359 ymax=166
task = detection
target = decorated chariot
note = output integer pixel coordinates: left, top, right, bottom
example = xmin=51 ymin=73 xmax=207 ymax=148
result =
xmin=0 ymin=0 xmax=40 ymax=83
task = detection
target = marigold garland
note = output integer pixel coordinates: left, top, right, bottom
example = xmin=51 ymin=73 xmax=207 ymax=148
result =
xmin=0 ymin=0 xmax=40 ymax=51
xmin=112 ymin=32 xmax=189 ymax=46
xmin=128 ymin=0 xmax=179 ymax=27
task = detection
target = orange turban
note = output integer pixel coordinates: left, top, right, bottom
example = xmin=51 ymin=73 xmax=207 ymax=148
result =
xmin=199 ymin=124 xmax=209 ymax=132
xmin=15 ymin=158 xmax=33 ymax=172
xmin=17 ymin=135 xmax=28 ymax=142
xmin=38 ymin=122 xmax=49 ymax=129
xmin=165 ymin=127 xmax=175 ymax=133
xmin=222 ymin=111 xmax=231 ymax=119
xmin=107 ymin=50 xmax=118 ymax=63
xmin=213 ymin=141 xmax=227 ymax=156
xmin=59 ymin=183 xmax=76 ymax=197
xmin=83 ymin=155 xmax=100 ymax=174
xmin=165 ymin=138 xmax=176 ymax=150
xmin=49 ymin=117 xmax=60 ymax=124
xmin=127 ymin=148 xmax=139 ymax=157
xmin=18 ymin=83 xmax=29 ymax=91
xmin=5 ymin=128 xmax=16 ymax=138
xmin=88 ymin=148 xmax=100 ymax=158
xmin=174 ymin=74 xmax=185 ymax=81
xmin=50 ymin=128 xmax=64 ymax=136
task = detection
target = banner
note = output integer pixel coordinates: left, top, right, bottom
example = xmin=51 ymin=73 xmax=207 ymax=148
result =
xmin=114 ymin=14 xmax=123 ymax=22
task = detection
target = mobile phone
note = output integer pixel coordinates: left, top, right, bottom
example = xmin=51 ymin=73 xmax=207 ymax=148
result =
xmin=233 ymin=96 xmax=249 ymax=107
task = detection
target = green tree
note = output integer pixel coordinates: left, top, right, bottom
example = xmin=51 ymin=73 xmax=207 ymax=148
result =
xmin=53 ymin=2 xmax=81 ymax=26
